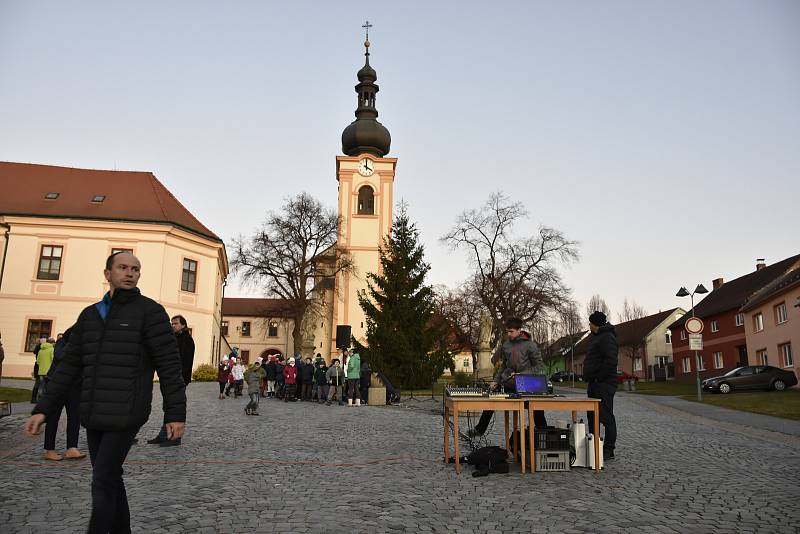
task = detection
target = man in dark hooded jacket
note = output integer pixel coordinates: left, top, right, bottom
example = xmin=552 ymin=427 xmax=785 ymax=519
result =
xmin=583 ymin=310 xmax=618 ymax=459
xmin=469 ymin=317 xmax=547 ymax=437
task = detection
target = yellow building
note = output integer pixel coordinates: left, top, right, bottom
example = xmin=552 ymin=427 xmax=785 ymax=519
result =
xmin=0 ymin=162 xmax=228 ymax=377
xmin=221 ymin=298 xmax=295 ymax=363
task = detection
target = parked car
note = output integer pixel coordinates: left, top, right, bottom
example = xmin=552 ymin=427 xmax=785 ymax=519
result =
xmin=702 ymin=365 xmax=798 ymax=394
xmin=616 ymin=371 xmax=639 ymax=383
xmin=550 ymin=371 xmax=582 ymax=383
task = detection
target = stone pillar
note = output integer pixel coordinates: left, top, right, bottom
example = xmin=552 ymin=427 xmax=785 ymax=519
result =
xmin=476 ymin=312 xmax=495 ymax=379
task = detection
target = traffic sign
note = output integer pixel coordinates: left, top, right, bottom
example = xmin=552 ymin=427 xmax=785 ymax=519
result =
xmin=685 ymin=317 xmax=704 ymax=334
xmin=689 ymin=333 xmax=703 ymax=350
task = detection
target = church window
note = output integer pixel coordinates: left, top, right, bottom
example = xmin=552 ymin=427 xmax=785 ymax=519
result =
xmin=357 ymin=185 xmax=374 ymax=215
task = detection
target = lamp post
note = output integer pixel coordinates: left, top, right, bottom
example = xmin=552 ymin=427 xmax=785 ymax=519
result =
xmin=676 ymin=284 xmax=709 ymax=401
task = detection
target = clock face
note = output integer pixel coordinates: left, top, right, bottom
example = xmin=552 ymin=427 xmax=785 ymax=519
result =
xmin=358 ymin=158 xmax=374 ymax=176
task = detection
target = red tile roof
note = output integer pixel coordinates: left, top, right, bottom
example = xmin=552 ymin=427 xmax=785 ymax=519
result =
xmin=668 ymin=254 xmax=800 ymax=329
xmin=222 ymin=297 xmax=293 ymax=317
xmin=0 ymin=161 xmax=220 ymax=241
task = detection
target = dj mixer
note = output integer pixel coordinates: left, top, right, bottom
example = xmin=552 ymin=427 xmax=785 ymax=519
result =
xmin=444 ymin=386 xmax=486 ymax=397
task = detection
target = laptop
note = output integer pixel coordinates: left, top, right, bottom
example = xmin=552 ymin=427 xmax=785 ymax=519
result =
xmin=514 ymin=374 xmax=552 ymax=397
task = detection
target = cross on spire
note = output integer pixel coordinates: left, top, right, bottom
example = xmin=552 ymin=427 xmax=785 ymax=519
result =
xmin=362 ymin=20 xmax=372 ymax=41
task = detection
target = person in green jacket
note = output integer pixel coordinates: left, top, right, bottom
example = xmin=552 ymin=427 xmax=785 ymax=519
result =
xmin=243 ymin=361 xmax=266 ymax=415
xmin=36 ymin=338 xmax=55 ymax=400
xmin=346 ymin=351 xmax=362 ymax=406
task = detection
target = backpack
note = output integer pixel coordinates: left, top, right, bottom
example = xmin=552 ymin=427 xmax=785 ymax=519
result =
xmin=466 ymin=446 xmax=510 ymax=477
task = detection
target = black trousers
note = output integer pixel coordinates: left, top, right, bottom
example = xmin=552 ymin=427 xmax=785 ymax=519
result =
xmin=44 ymin=387 xmax=81 ymax=450
xmin=86 ymin=427 xmax=139 ymax=534
xmin=587 ymin=381 xmax=617 ymax=450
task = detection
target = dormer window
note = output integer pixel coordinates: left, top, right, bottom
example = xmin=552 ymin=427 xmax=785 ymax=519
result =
xmin=45 ymin=192 xmax=59 ymax=200
xmin=91 ymin=195 xmax=106 ymax=203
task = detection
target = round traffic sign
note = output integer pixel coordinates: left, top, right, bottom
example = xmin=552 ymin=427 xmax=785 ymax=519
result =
xmin=685 ymin=317 xmax=704 ymax=334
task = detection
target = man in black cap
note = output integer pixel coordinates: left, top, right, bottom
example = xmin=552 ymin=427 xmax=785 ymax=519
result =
xmin=583 ymin=310 xmax=618 ymax=459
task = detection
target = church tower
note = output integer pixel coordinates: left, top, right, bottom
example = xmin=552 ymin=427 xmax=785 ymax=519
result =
xmin=333 ymin=27 xmax=397 ymax=350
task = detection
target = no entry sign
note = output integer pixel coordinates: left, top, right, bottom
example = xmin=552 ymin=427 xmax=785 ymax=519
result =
xmin=685 ymin=317 xmax=704 ymax=334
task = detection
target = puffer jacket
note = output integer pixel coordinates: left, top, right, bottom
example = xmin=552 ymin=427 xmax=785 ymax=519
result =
xmin=36 ymin=342 xmax=55 ymax=376
xmin=326 ymin=365 xmax=345 ymax=386
xmin=244 ymin=365 xmax=266 ymax=392
xmin=175 ymin=329 xmax=195 ymax=386
xmin=283 ymin=364 xmax=298 ymax=385
xmin=492 ymin=331 xmax=544 ymax=387
xmin=583 ymin=324 xmax=618 ymax=386
xmin=33 ymin=288 xmax=187 ymax=431
xmin=346 ymin=353 xmax=361 ymax=379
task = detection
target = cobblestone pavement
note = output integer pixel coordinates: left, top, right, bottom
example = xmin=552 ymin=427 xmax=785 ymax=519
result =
xmin=1 ymin=383 xmax=799 ymax=533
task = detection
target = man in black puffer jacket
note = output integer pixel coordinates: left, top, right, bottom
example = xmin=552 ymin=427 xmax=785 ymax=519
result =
xmin=583 ymin=311 xmax=618 ymax=459
xmin=26 ymin=251 xmax=186 ymax=533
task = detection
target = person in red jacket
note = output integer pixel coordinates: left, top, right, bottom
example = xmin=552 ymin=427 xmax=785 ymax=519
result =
xmin=283 ymin=357 xmax=298 ymax=402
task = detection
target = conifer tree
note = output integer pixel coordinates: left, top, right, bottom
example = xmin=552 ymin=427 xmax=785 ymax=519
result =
xmin=356 ymin=204 xmax=453 ymax=389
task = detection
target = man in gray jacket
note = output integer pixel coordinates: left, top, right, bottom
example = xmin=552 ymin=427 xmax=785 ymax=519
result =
xmin=469 ymin=317 xmax=548 ymax=437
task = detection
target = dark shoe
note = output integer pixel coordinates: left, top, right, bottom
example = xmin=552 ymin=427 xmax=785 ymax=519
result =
xmin=147 ymin=436 xmax=166 ymax=445
xmin=604 ymin=447 xmax=615 ymax=460
xmin=251 ymin=412 xmax=260 ymax=416
xmin=159 ymin=438 xmax=181 ymax=447
xmin=244 ymin=407 xmax=251 ymax=415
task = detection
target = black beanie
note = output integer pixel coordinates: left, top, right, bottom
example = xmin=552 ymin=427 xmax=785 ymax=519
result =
xmin=589 ymin=311 xmax=607 ymax=327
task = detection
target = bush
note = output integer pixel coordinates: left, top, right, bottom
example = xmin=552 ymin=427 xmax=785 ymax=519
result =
xmin=192 ymin=364 xmax=217 ymax=382
xmin=451 ymin=372 xmax=472 ymax=387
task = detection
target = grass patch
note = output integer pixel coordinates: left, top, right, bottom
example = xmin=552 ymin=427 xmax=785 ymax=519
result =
xmin=629 ymin=381 xmax=699 ymax=396
xmin=682 ymin=389 xmax=800 ymax=420
xmin=0 ymin=387 xmax=33 ymax=403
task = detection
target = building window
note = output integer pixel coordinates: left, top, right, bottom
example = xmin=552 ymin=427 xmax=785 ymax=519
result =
xmin=757 ymin=349 xmax=768 ymax=366
xmin=710 ymin=320 xmax=719 ymax=333
xmin=241 ymin=321 xmax=251 ymax=337
xmin=713 ymin=352 xmax=723 ymax=369
xmin=268 ymin=322 xmax=278 ymax=337
xmin=357 ymin=185 xmax=375 ymax=215
xmin=111 ymin=247 xmax=133 ymax=255
xmin=220 ymin=321 xmax=228 ymax=336
xmin=26 ymin=320 xmax=53 ymax=352
xmin=776 ymin=303 xmax=788 ymax=324
xmin=753 ymin=313 xmax=764 ymax=332
xmin=181 ymin=258 xmax=197 ymax=293
xmin=780 ymin=344 xmax=793 ymax=368
xmin=735 ymin=313 xmax=744 ymax=327
xmin=463 ymin=358 xmax=470 ymax=369
xmin=240 ymin=350 xmax=250 ymax=364
xmin=633 ymin=357 xmax=643 ymax=372
xmin=682 ymin=357 xmax=691 ymax=374
xmin=665 ymin=330 xmax=672 ymax=344
xmin=696 ymin=354 xmax=705 ymax=371
xmin=37 ymin=245 xmax=63 ymax=280
xmin=680 ymin=330 xmax=686 ymax=341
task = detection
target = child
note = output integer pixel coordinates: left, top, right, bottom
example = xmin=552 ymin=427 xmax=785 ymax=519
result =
xmin=325 ymin=358 xmax=345 ymax=406
xmin=217 ymin=356 xmax=231 ymax=400
xmin=275 ymin=357 xmax=285 ymax=399
xmin=244 ymin=361 xmax=266 ymax=415
xmin=313 ymin=360 xmax=329 ymax=403
xmin=300 ymin=357 xmax=314 ymax=400
xmin=283 ymin=357 xmax=298 ymax=402
xmin=231 ymin=358 xmax=245 ymax=397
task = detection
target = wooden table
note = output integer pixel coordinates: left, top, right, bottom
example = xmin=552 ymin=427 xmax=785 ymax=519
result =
xmin=443 ymin=397 xmax=526 ymax=475
xmin=525 ymin=397 xmax=602 ymax=472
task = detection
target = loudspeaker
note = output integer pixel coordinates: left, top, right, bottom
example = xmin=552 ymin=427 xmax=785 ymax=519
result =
xmin=335 ymin=325 xmax=351 ymax=349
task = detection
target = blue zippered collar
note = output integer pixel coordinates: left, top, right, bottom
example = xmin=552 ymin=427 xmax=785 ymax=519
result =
xmin=95 ymin=287 xmax=141 ymax=321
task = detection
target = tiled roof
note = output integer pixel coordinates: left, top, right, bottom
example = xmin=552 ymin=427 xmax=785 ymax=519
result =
xmin=0 ymin=161 xmax=220 ymax=241
xmin=740 ymin=265 xmax=800 ymax=312
xmin=574 ymin=308 xmax=683 ymax=355
xmin=668 ymin=254 xmax=800 ymax=329
xmin=222 ymin=297 xmax=293 ymax=317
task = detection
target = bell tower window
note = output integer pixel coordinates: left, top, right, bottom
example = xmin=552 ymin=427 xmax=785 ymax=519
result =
xmin=357 ymin=185 xmax=375 ymax=215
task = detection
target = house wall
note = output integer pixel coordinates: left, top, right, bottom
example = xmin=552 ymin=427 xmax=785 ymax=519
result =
xmin=670 ymin=309 xmax=747 ymax=382
xmin=744 ymin=286 xmax=800 ymax=382
xmin=0 ymin=216 xmax=226 ymax=377
xmin=223 ymin=315 xmax=295 ymax=364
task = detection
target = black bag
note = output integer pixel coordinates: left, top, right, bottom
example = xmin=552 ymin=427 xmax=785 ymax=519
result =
xmin=466 ymin=446 xmax=509 ymax=477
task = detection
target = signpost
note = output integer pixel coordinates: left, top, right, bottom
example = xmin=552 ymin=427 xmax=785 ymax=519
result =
xmin=688 ymin=333 xmax=703 ymax=351
xmin=685 ymin=317 xmax=705 ymax=401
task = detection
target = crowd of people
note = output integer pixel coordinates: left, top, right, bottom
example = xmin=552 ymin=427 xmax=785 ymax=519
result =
xmin=216 ymin=348 xmax=372 ymax=415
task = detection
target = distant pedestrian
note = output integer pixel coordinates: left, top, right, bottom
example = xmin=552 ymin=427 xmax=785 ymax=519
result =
xmin=360 ymin=360 xmax=372 ymax=405
xmin=231 ymin=359 xmax=245 ymax=397
xmin=313 ymin=360 xmax=328 ymax=403
xmin=42 ymin=328 xmax=86 ymax=462
xmin=244 ymin=361 xmax=266 ymax=415
xmin=217 ymin=356 xmax=231 ymax=399
xmin=25 ymin=251 xmax=186 ymax=534
xmin=283 ymin=357 xmax=298 ymax=402
xmin=583 ymin=310 xmax=618 ymax=460
xmin=300 ymin=357 xmax=314 ymax=400
xmin=35 ymin=338 xmax=55 ymax=402
xmin=275 ymin=357 xmax=285 ymax=399
xmin=346 ymin=351 xmax=362 ymax=406
xmin=264 ymin=357 xmax=277 ymax=397
xmin=326 ymin=359 xmax=345 ymax=406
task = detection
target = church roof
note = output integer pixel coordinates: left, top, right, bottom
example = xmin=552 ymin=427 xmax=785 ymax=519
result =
xmin=0 ymin=161 xmax=221 ymax=242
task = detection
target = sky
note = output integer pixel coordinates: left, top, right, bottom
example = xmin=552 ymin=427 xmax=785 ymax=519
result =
xmin=1 ymin=1 xmax=798 ymax=322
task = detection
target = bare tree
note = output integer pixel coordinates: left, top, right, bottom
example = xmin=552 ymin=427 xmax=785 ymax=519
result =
xmin=442 ymin=192 xmax=579 ymax=348
xmin=432 ymin=285 xmax=484 ymax=376
xmin=617 ymin=298 xmax=648 ymax=324
xmin=230 ymin=192 xmax=353 ymax=352
xmin=585 ymin=294 xmax=611 ymax=320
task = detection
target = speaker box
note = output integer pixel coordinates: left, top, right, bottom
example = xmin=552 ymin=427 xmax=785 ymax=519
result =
xmin=335 ymin=325 xmax=351 ymax=349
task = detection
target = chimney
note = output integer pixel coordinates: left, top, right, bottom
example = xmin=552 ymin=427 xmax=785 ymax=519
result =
xmin=712 ymin=278 xmax=724 ymax=290
xmin=756 ymin=258 xmax=766 ymax=271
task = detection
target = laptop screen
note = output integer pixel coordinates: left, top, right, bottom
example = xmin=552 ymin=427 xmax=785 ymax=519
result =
xmin=515 ymin=374 xmax=548 ymax=394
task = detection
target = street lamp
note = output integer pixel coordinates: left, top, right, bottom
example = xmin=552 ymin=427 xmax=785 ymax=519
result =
xmin=676 ymin=284 xmax=709 ymax=401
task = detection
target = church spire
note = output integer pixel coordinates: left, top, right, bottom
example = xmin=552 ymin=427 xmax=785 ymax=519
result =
xmin=341 ymin=21 xmax=391 ymax=157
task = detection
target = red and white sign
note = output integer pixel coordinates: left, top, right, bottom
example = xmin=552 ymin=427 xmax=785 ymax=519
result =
xmin=685 ymin=317 xmax=704 ymax=334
